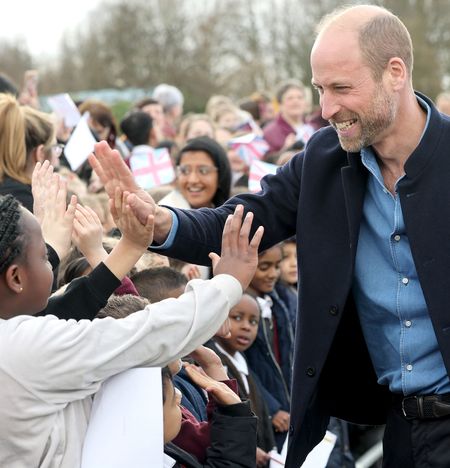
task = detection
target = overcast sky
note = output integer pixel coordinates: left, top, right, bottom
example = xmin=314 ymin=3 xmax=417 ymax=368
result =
xmin=2 ymin=0 xmax=106 ymax=58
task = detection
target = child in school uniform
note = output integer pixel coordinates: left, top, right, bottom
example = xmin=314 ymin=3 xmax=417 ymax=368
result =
xmin=0 ymin=164 xmax=263 ymax=468
xmin=244 ymin=244 xmax=295 ymax=452
xmin=209 ymin=293 xmax=276 ymax=467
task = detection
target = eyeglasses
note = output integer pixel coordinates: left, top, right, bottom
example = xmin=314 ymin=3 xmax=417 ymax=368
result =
xmin=176 ymin=165 xmax=218 ymax=177
xmin=50 ymin=143 xmax=65 ymax=157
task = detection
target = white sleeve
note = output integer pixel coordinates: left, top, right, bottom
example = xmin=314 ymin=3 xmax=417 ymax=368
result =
xmin=0 ymin=274 xmax=242 ymax=403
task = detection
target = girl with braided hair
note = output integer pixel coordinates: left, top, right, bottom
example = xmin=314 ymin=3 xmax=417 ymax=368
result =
xmin=0 ymin=93 xmax=62 ymax=212
xmin=0 ymin=160 xmax=264 ymax=467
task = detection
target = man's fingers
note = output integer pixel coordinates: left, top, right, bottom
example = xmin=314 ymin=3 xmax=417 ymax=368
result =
xmin=249 ymin=225 xmax=264 ymax=252
xmin=238 ymin=211 xmax=253 ymax=251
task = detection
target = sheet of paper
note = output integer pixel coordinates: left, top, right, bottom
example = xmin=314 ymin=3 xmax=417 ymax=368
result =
xmin=64 ymin=112 xmax=97 ymax=171
xmin=269 ymin=430 xmax=337 ymax=468
xmin=301 ymin=430 xmax=337 ymax=468
xmin=81 ymin=367 xmax=163 ymax=468
xmin=47 ymin=93 xmax=81 ymax=127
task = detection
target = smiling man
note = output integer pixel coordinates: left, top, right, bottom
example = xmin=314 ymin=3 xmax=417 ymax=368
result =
xmin=90 ymin=5 xmax=450 ymax=467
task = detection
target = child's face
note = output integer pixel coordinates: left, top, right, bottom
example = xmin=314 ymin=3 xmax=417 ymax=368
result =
xmin=14 ymin=209 xmax=54 ymax=315
xmin=163 ymin=379 xmax=182 ymax=443
xmin=217 ymin=295 xmax=260 ymax=354
xmin=249 ymin=246 xmax=282 ymax=295
xmin=280 ymin=242 xmax=297 ymax=285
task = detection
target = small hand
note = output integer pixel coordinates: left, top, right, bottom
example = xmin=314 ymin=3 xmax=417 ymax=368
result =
xmin=188 ymin=346 xmax=229 ymax=381
xmin=39 ymin=173 xmax=77 ymax=260
xmin=256 ymin=447 xmax=271 ymax=467
xmin=184 ymin=363 xmax=241 ymax=406
xmin=72 ymin=204 xmax=106 ymax=266
xmin=110 ymin=188 xmax=155 ymax=250
xmin=209 ymin=204 xmax=264 ymax=291
xmin=272 ymin=410 xmax=290 ymax=432
xmin=32 ymin=160 xmax=54 ymax=224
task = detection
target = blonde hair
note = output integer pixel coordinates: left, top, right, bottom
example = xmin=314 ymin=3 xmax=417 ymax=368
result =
xmin=0 ymin=93 xmax=55 ymax=184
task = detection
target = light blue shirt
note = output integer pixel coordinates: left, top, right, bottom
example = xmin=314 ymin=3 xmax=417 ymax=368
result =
xmin=151 ymin=210 xmax=179 ymax=250
xmin=353 ymin=98 xmax=450 ymax=395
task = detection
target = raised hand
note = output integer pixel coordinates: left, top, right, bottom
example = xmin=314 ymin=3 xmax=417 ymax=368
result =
xmin=73 ymin=204 xmax=107 ymax=267
xmin=89 ymin=141 xmax=173 ymax=243
xmin=32 ymin=160 xmax=54 ymax=224
xmin=101 ymin=188 xmax=155 ymax=281
xmin=32 ymin=167 xmax=77 ymax=260
xmin=209 ymin=204 xmax=264 ymax=291
xmin=110 ymin=187 xmax=155 ymax=250
xmin=88 ymin=141 xmax=156 ymax=224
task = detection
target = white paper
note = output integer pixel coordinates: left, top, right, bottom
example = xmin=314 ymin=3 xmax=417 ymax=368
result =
xmin=301 ymin=430 xmax=337 ymax=468
xmin=81 ymin=368 xmax=163 ymax=468
xmin=64 ymin=112 xmax=97 ymax=171
xmin=269 ymin=430 xmax=337 ymax=468
xmin=47 ymin=93 xmax=81 ymax=127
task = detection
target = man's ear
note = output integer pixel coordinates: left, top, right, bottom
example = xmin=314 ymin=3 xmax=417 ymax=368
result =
xmin=385 ymin=57 xmax=408 ymax=91
xmin=5 ymin=264 xmax=24 ymax=294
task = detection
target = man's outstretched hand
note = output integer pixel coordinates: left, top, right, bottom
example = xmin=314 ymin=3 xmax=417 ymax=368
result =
xmin=89 ymin=141 xmax=172 ymax=243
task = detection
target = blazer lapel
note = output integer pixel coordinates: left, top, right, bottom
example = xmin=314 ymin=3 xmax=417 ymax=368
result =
xmin=341 ymin=152 xmax=367 ymax=259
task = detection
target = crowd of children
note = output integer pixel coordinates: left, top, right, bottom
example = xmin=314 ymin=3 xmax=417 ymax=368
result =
xmin=0 ymin=72 xmax=362 ymax=467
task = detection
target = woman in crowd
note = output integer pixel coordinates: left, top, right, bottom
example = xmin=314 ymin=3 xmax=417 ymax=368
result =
xmin=0 ymin=93 xmax=61 ymax=211
xmin=159 ymin=136 xmax=231 ymax=210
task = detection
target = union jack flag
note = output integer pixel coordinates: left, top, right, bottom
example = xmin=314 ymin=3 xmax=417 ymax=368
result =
xmin=228 ymin=133 xmax=269 ymax=166
xmin=248 ymin=160 xmax=278 ymax=192
xmin=129 ymin=146 xmax=175 ymax=189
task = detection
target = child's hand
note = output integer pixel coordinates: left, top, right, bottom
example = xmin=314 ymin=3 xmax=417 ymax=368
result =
xmin=188 ymin=346 xmax=229 ymax=381
xmin=256 ymin=448 xmax=271 ymax=467
xmin=110 ymin=188 xmax=154 ymax=250
xmin=36 ymin=170 xmax=77 ymax=260
xmin=272 ymin=409 xmax=290 ymax=432
xmin=181 ymin=263 xmax=201 ymax=280
xmin=184 ymin=363 xmax=241 ymax=406
xmin=209 ymin=204 xmax=264 ymax=291
xmin=73 ymin=204 xmax=107 ymax=267
xmin=32 ymin=160 xmax=54 ymax=224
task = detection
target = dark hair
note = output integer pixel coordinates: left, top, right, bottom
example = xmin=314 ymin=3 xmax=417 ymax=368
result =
xmin=0 ymin=195 xmax=25 ymax=274
xmin=130 ymin=267 xmax=187 ymax=303
xmin=96 ymin=294 xmax=150 ymax=319
xmin=58 ymin=256 xmax=91 ymax=288
xmin=162 ymin=366 xmax=173 ymax=404
xmin=176 ymin=136 xmax=231 ymax=207
xmin=120 ymin=111 xmax=153 ymax=146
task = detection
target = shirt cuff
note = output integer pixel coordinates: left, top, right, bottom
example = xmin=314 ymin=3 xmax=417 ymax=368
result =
xmin=151 ymin=209 xmax=179 ymax=250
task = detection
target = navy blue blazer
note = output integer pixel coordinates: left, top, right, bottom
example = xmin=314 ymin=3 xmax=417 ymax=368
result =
xmin=155 ymin=92 xmax=450 ymax=467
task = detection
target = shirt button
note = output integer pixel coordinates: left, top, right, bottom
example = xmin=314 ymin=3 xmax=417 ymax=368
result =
xmin=405 ymin=320 xmax=412 ymax=328
xmin=402 ymin=277 xmax=409 ymax=285
xmin=394 ymin=234 xmax=401 ymax=242
xmin=406 ymin=364 xmax=413 ymax=371
xmin=306 ymin=367 xmax=316 ymax=377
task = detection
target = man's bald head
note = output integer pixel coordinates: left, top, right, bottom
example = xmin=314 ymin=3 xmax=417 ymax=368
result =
xmin=314 ymin=4 xmax=413 ymax=81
